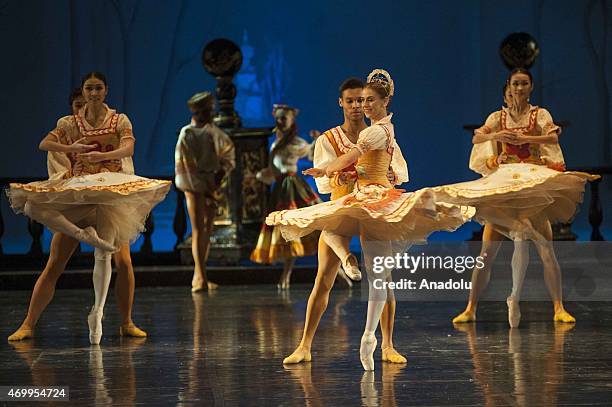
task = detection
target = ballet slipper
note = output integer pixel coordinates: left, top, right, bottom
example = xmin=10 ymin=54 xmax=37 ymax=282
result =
xmin=553 ymin=309 xmax=576 ymax=324
xmin=342 ymin=254 xmax=362 ymax=282
xmin=507 ymin=297 xmax=521 ymax=328
xmin=8 ymin=325 xmax=34 ymax=341
xmin=120 ymin=323 xmax=147 ymax=338
xmin=88 ymin=307 xmax=104 ymax=345
xmin=76 ymin=226 xmax=115 ymax=252
xmin=283 ymin=346 xmax=312 ymax=364
xmin=360 ymin=333 xmax=377 ymax=371
xmin=452 ymin=309 xmax=476 ymax=324
xmin=382 ymin=346 xmax=407 ymax=364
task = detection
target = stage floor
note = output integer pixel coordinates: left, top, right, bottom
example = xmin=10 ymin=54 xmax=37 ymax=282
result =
xmin=1 ymin=286 xmax=611 ymax=405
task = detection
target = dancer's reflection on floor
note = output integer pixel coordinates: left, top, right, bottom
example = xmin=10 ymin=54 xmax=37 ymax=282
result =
xmin=454 ymin=322 xmax=573 ymax=407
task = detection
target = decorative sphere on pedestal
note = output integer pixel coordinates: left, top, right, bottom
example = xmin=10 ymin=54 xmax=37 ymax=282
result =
xmin=499 ymin=32 xmax=540 ymax=69
xmin=202 ymin=38 xmax=243 ymax=128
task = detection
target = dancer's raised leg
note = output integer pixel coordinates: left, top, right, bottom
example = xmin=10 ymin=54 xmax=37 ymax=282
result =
xmin=322 ymin=231 xmax=361 ymax=281
xmin=23 ymin=202 xmax=114 ymax=251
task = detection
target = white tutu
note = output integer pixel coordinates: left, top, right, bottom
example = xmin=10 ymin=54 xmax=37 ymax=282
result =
xmin=432 ymin=163 xmax=599 ymax=239
xmin=266 ymin=184 xmax=475 ymax=242
xmin=7 ymin=172 xmax=171 ymax=247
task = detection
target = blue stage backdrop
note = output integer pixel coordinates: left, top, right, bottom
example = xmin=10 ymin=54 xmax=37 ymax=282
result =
xmin=1 ymin=0 xmax=610 ymax=252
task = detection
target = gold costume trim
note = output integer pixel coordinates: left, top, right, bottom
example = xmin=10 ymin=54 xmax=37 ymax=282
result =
xmin=10 ymin=179 xmax=171 ymax=196
xmin=432 ymin=171 xmax=599 ymax=199
xmin=268 ymin=188 xmax=474 ymax=227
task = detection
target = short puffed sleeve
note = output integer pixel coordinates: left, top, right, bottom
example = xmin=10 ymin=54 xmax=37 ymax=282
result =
xmin=355 ymin=125 xmax=390 ymax=154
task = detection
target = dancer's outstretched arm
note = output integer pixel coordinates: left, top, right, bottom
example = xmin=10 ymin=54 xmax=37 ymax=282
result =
xmin=325 ymin=148 xmax=360 ymax=176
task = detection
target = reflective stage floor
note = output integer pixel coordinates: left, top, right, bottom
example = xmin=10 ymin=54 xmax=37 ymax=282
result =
xmin=1 ymin=286 xmax=611 ymax=405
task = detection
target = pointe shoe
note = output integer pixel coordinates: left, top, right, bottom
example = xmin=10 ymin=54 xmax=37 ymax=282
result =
xmin=507 ymin=297 xmax=521 ymax=328
xmin=77 ymin=227 xmax=115 ymax=252
xmin=119 ymin=323 xmax=147 ymax=338
xmin=8 ymin=326 xmax=33 ymax=341
xmin=553 ymin=309 xmax=576 ymax=324
xmin=283 ymin=347 xmax=312 ymax=364
xmin=342 ymin=254 xmax=362 ymax=282
xmin=88 ymin=307 xmax=104 ymax=345
xmin=452 ymin=310 xmax=476 ymax=324
xmin=382 ymin=347 xmax=407 ymax=364
xmin=360 ymin=333 xmax=377 ymax=371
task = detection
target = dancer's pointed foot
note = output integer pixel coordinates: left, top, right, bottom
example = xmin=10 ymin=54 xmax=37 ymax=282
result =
xmin=452 ymin=309 xmax=476 ymax=324
xmin=360 ymin=333 xmax=377 ymax=371
xmin=120 ymin=323 xmax=147 ymax=338
xmin=77 ymin=226 xmax=115 ymax=251
xmin=8 ymin=325 xmax=33 ymax=341
xmin=382 ymin=346 xmax=407 ymax=364
xmin=88 ymin=307 xmax=104 ymax=345
xmin=507 ymin=297 xmax=521 ymax=328
xmin=553 ymin=309 xmax=576 ymax=324
xmin=283 ymin=346 xmax=312 ymax=364
xmin=342 ymin=254 xmax=362 ymax=282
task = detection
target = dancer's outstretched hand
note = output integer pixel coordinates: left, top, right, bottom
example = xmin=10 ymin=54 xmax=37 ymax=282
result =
xmin=303 ymin=167 xmax=326 ymax=178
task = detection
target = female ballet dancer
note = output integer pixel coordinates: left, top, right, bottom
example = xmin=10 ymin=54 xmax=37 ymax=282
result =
xmin=438 ymin=68 xmax=598 ymax=327
xmin=267 ymin=69 xmax=474 ymax=370
xmin=7 ymin=72 xmax=171 ymax=344
xmin=8 ymin=87 xmax=148 ymax=341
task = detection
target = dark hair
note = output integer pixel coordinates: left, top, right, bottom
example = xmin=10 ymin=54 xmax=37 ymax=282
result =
xmin=80 ymin=71 xmax=108 ymax=88
xmin=69 ymin=87 xmax=83 ymax=106
xmin=507 ymin=68 xmax=532 ymax=85
xmin=339 ymin=77 xmax=364 ymax=97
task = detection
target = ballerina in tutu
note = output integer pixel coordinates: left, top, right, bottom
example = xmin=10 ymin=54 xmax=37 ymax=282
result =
xmin=8 ymin=87 xmax=148 ymax=342
xmin=267 ymin=69 xmax=474 ymax=370
xmin=7 ymin=72 xmax=171 ymax=344
xmin=436 ymin=68 xmax=599 ymax=327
